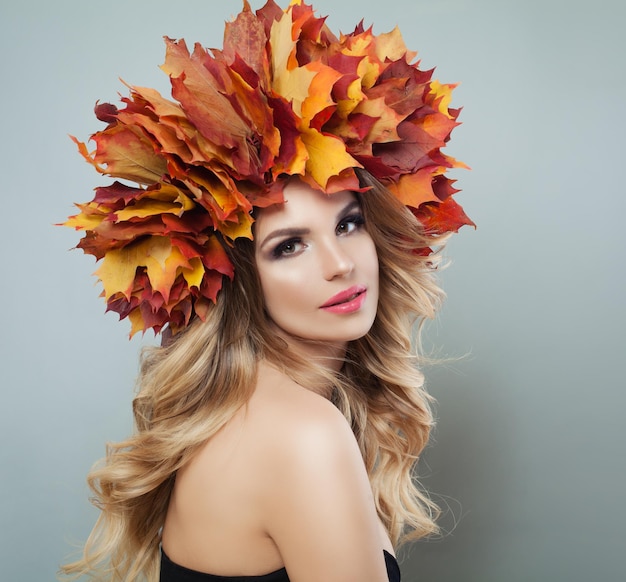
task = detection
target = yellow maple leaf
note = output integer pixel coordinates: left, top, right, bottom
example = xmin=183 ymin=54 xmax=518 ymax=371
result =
xmin=113 ymin=184 xmax=196 ymax=221
xmin=128 ymin=308 xmax=152 ymax=338
xmin=341 ymin=35 xmax=382 ymax=90
xmin=429 ymin=80 xmax=458 ymax=119
xmin=96 ymin=247 xmax=142 ymax=301
xmin=335 ymin=77 xmax=366 ymax=120
xmin=386 ymin=170 xmax=442 ymax=208
xmin=64 ymin=202 xmax=108 ymax=231
xmin=300 ymin=129 xmax=360 ymax=189
xmin=181 ymin=256 xmax=204 ymax=289
xmin=146 ymin=184 xmax=196 ymax=212
xmin=95 ymin=236 xmax=188 ymax=302
xmin=270 ymin=11 xmax=299 ymax=93
xmin=218 ymin=210 xmax=255 ymax=240
xmin=373 ymin=27 xmax=415 ymax=63
xmin=274 ymin=66 xmax=317 ymax=119
xmin=114 ymin=200 xmax=181 ymax=221
xmin=184 ymin=168 xmax=251 ymax=219
xmin=146 ymin=243 xmax=193 ymax=301
xmin=300 ymin=62 xmax=343 ymax=123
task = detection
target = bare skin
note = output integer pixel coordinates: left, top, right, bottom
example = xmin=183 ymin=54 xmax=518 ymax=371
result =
xmin=162 ymin=361 xmax=393 ymax=581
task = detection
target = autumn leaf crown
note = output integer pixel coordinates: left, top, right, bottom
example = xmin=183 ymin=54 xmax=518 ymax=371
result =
xmin=64 ymin=0 xmax=473 ymax=336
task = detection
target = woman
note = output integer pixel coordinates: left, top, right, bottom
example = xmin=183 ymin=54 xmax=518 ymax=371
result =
xmin=61 ymin=2 xmax=472 ymax=580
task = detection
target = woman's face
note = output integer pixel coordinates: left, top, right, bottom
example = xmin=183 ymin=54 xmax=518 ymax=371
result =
xmin=254 ymin=179 xmax=379 ymax=354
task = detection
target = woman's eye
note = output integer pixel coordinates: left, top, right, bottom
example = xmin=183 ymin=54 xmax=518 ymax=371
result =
xmin=336 ymin=214 xmax=365 ymax=235
xmin=272 ymin=239 xmax=302 ymax=258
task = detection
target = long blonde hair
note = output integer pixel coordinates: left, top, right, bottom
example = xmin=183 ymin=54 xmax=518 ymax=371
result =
xmin=61 ymin=171 xmax=446 ymax=581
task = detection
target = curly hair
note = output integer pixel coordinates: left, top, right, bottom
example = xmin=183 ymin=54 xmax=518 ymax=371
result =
xmin=60 ymin=171 xmax=446 ymax=581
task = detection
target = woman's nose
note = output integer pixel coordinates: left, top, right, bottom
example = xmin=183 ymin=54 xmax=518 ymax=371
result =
xmin=320 ymin=239 xmax=355 ymax=280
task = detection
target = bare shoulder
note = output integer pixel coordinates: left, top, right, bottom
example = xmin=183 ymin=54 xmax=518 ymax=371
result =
xmin=250 ymin=363 xmax=390 ymax=581
xmin=248 ymin=363 xmax=358 ymax=464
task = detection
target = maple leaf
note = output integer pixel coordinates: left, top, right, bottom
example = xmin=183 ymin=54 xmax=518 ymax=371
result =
xmin=64 ymin=202 xmax=108 ymax=233
xmin=413 ymin=196 xmax=476 ymax=235
xmin=91 ymin=125 xmax=168 ymax=184
xmin=267 ymin=96 xmax=308 ymax=177
xmin=215 ymin=56 xmax=281 ymax=174
xmin=386 ymin=170 xmax=441 ymax=209
xmin=256 ymin=0 xmax=285 ymax=37
xmin=161 ymin=38 xmax=248 ymax=149
xmin=95 ymin=236 xmax=175 ymax=302
xmin=93 ymin=181 xmax=145 ymax=206
xmin=353 ymin=97 xmax=404 ymax=144
xmin=300 ymin=64 xmax=342 ymax=125
xmin=368 ymin=65 xmax=431 ymax=117
xmin=300 ymin=129 xmax=361 ymax=190
xmin=427 ymin=80 xmax=457 ymax=118
xmin=117 ymin=90 xmax=195 ymax=164
xmin=223 ymin=0 xmax=268 ymax=79
xmin=372 ymin=26 xmax=416 ymax=63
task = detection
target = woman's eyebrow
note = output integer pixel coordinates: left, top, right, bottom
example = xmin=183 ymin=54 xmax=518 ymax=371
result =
xmin=258 ymin=227 xmax=310 ymax=251
xmin=338 ymin=199 xmax=361 ymax=218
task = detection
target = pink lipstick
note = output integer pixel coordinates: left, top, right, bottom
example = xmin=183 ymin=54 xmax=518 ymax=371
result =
xmin=320 ymin=285 xmax=367 ymax=314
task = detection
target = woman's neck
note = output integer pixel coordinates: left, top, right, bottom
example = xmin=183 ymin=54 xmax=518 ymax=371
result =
xmin=267 ymin=327 xmax=348 ymax=397
xmin=287 ymin=335 xmax=347 ymax=371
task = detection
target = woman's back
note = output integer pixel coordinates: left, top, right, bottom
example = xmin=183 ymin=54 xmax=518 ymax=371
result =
xmin=162 ymin=362 xmax=394 ymax=581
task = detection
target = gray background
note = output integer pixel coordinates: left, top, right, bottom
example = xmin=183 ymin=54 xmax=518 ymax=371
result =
xmin=1 ymin=1 xmax=624 ymax=581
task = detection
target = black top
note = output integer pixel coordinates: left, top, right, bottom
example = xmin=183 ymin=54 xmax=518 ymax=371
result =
xmin=160 ymin=549 xmax=401 ymax=582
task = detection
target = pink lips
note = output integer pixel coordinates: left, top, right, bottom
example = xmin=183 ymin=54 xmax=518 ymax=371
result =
xmin=320 ymin=285 xmax=367 ymax=314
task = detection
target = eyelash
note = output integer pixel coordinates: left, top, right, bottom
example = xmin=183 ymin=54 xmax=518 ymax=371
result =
xmin=271 ymin=238 xmax=302 ymax=259
xmin=336 ymin=213 xmax=365 ymax=235
xmin=270 ymin=213 xmax=366 ymax=259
